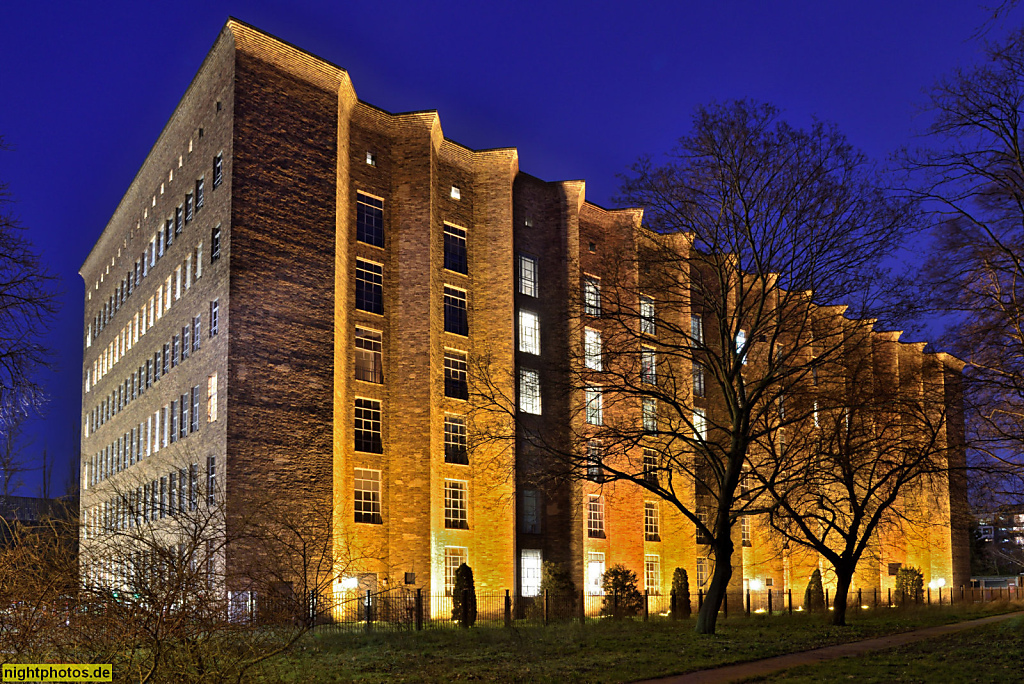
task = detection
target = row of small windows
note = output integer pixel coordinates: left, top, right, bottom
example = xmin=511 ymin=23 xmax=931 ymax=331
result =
xmin=583 ymin=494 xmax=662 ymax=544
xmin=85 ymin=304 xmax=217 ymax=437
xmin=86 ymin=377 xmax=216 ymax=489
xmin=353 ymin=469 xmax=469 ymax=530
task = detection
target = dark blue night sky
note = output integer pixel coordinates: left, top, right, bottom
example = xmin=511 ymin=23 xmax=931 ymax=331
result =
xmin=1 ymin=1 xmax=1020 ymax=495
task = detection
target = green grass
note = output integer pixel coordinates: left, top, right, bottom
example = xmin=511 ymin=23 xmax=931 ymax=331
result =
xmin=250 ymin=602 xmax=1022 ymax=683
xmin=750 ymin=613 xmax=1024 ymax=683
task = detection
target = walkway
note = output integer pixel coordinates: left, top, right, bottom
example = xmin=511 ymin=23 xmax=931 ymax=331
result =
xmin=635 ymin=610 xmax=1024 ymax=684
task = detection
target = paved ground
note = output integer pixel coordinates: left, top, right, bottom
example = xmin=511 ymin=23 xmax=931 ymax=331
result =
xmin=634 ymin=610 xmax=1024 ymax=684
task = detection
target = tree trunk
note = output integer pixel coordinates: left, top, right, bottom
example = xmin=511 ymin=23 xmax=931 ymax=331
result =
xmin=831 ymin=567 xmax=854 ymax=626
xmin=695 ymin=536 xmax=733 ymax=634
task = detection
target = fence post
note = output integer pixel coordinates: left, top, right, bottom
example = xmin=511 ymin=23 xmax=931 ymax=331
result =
xmin=874 ymin=588 xmax=878 ymax=608
xmin=961 ymin=585 xmax=964 ymax=602
xmin=698 ymin=588 xmax=704 ymax=610
xmin=461 ymin=589 xmax=469 ymax=628
xmin=365 ymin=590 xmax=372 ymax=632
xmin=745 ymin=589 xmax=751 ymax=616
xmin=888 ymin=587 xmax=892 ymax=608
xmin=825 ymin=588 xmax=830 ymax=610
xmin=644 ymin=590 xmax=649 ymax=621
xmin=670 ymin=590 xmax=677 ymax=620
xmin=543 ymin=589 xmax=549 ymax=626
xmin=858 ymin=588 xmax=862 ymax=610
xmin=416 ymin=588 xmax=423 ymax=631
xmin=768 ymin=588 xmax=773 ymax=615
xmin=788 ymin=589 xmax=793 ymax=615
xmin=579 ymin=589 xmax=586 ymax=624
xmin=504 ymin=589 xmax=511 ymax=628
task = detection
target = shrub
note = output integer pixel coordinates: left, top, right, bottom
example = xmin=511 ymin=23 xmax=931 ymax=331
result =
xmin=541 ymin=561 xmax=577 ymax=619
xmin=600 ymin=564 xmax=643 ymax=619
xmin=804 ymin=569 xmax=826 ymax=612
xmin=451 ymin=563 xmax=477 ymax=627
xmin=670 ymin=567 xmax=691 ymax=619
xmin=895 ymin=566 xmax=924 ymax=605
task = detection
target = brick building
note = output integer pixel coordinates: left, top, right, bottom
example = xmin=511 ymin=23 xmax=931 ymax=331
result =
xmin=79 ymin=19 xmax=970 ymax=611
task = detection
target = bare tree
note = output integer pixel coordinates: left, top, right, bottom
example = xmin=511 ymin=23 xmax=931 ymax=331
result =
xmin=0 ymin=413 xmax=26 ymax=496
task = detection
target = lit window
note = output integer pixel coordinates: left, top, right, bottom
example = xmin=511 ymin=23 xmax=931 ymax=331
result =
xmin=444 ymin=224 xmax=468 ymax=274
xmin=645 ymin=503 xmax=660 ymax=542
xmin=207 ymin=373 xmax=218 ymax=422
xmin=365 ymin=151 xmax=376 ymax=166
xmin=444 ymin=547 xmax=468 ymax=596
xmin=693 ymin=363 xmax=705 ymax=398
xmin=522 ymin=489 xmax=541 ymax=534
xmin=735 ymin=329 xmax=748 ymax=365
xmin=355 ymin=259 xmax=384 ymax=314
xmin=444 ymin=286 xmax=468 ymax=336
xmin=643 ymin=448 xmax=658 ymax=485
xmin=693 ymin=408 xmax=707 ymax=440
xmin=450 ymin=186 xmax=461 ymax=200
xmin=813 ymin=401 xmax=820 ymax=428
xmin=690 ymin=314 xmax=703 ymax=347
xmin=584 ymin=328 xmax=602 ymax=370
xmin=585 ymin=387 xmax=603 ymax=425
xmin=518 ymin=309 xmax=540 ymax=355
xmin=518 ymin=254 xmax=537 ymax=297
xmin=640 ymin=296 xmax=655 ymax=335
xmin=519 ymin=368 xmax=541 ymax=415
xmin=742 ymin=515 xmax=752 ymax=547
xmin=520 ymin=549 xmax=542 ymax=597
xmin=444 ymin=350 xmax=468 ymax=400
xmin=444 ymin=414 xmax=468 ymax=465
xmin=641 ymin=346 xmax=657 ymax=384
xmin=583 ymin=276 xmax=601 ymax=316
xmin=586 ymin=440 xmax=604 ymax=482
xmin=356 ymin=192 xmax=384 ymax=248
xmin=354 ymin=398 xmax=383 ymax=453
xmin=645 ymin=554 xmax=661 ymax=595
xmin=642 ymin=398 xmax=657 ymax=433
xmin=696 ymin=557 xmax=708 ymax=587
xmin=444 ymin=479 xmax=469 ymax=529
xmin=355 ymin=328 xmax=383 ymax=383
xmin=587 ymin=552 xmax=605 ymax=595
xmin=587 ymin=495 xmax=605 ymax=538
xmin=354 ymin=468 xmax=383 ymax=524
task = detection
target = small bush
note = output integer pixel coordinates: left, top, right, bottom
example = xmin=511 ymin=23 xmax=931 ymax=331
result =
xmin=804 ymin=569 xmax=826 ymax=612
xmin=895 ymin=566 xmax=924 ymax=605
xmin=670 ymin=567 xmax=691 ymax=619
xmin=451 ymin=563 xmax=477 ymax=627
xmin=600 ymin=564 xmax=643 ymax=619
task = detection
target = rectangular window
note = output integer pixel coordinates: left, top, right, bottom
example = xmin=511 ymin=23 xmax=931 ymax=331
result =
xmin=190 ymin=385 xmax=200 ymax=433
xmin=211 ymin=227 xmax=221 ymax=262
xmin=813 ymin=400 xmax=820 ymax=429
xmin=356 ymin=192 xmax=385 ymax=247
xmin=690 ymin=314 xmax=703 ymax=347
xmin=587 ymin=495 xmax=605 ymax=538
xmin=171 ymin=335 xmax=179 ymax=368
xmin=641 ymin=346 xmax=657 ymax=384
xmin=207 ymin=373 xmax=218 ymax=422
xmin=642 ymin=398 xmax=657 ymax=433
xmin=587 ymin=552 xmax=606 ymax=595
xmin=443 ymin=224 xmax=468 ymax=274
xmin=165 ymin=220 xmax=174 ymax=248
xmin=640 ymin=296 xmax=656 ymax=335
xmin=520 ymin=549 xmax=542 ymax=598
xmin=518 ymin=254 xmax=537 ymax=297
xmin=696 ymin=557 xmax=708 ymax=587
xmin=742 ymin=516 xmax=752 ymax=547
xmin=444 ymin=479 xmax=469 ymax=529
xmin=169 ymin=400 xmax=178 ymax=443
xmin=179 ymin=393 xmax=189 ymax=439
xmin=355 ymin=327 xmax=383 ymax=383
xmin=210 ymin=299 xmax=219 ymax=336
xmin=178 ymin=468 xmax=186 ymax=513
xmin=643 ymin=448 xmax=658 ymax=485
xmin=444 ymin=414 xmax=468 ymax=464
xmin=444 ymin=350 xmax=468 ymax=400
xmin=693 ymin=408 xmax=707 ymax=440
xmin=192 ymin=316 xmax=201 ymax=352
xmin=162 ymin=343 xmax=170 ymax=376
xmin=443 ymin=286 xmax=468 ymax=336
xmin=693 ymin=363 xmax=706 ymax=398
xmin=189 ymin=464 xmax=198 ymax=511
xmin=645 ymin=502 xmax=661 ymax=542
xmin=587 ymin=440 xmax=604 ymax=482
xmin=354 ymin=398 xmax=383 ymax=453
xmin=353 ymin=468 xmax=383 ymax=524
xmin=696 ymin=504 xmax=711 ymax=544
xmin=175 ymin=206 xmax=183 ymax=235
xmin=355 ymin=259 xmax=384 ymax=314
xmin=213 ymin=154 xmax=223 ymax=188
xmin=522 ymin=489 xmax=541 ymax=534
xmin=735 ymin=329 xmax=748 ymax=365
xmin=583 ymin=276 xmax=601 ymax=316
xmin=185 ymin=192 xmax=194 ymax=222
xmin=195 ymin=178 xmax=204 ymax=210
xmin=160 ymin=477 xmax=167 ymax=519
xmin=585 ymin=387 xmax=603 ymax=425
xmin=518 ymin=368 xmax=541 ymax=415
xmin=645 ymin=554 xmax=661 ymax=595
xmin=584 ymin=328 xmax=602 ymax=370
xmin=444 ymin=547 xmax=468 ymax=596
xmin=518 ymin=309 xmax=540 ymax=355
xmin=206 ymin=456 xmax=216 ymax=506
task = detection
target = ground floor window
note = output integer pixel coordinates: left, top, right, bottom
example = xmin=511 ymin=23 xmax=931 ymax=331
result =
xmin=520 ymin=549 xmax=542 ymax=597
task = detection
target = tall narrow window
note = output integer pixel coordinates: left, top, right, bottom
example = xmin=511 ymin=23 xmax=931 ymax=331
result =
xmin=584 ymin=328 xmax=602 ymax=370
xmin=444 ymin=414 xmax=468 ymax=464
xmin=354 ymin=398 xmax=383 ymax=453
xmin=645 ymin=554 xmax=662 ymax=594
xmin=520 ymin=549 xmax=543 ymax=597
xmin=443 ymin=224 xmax=468 ymax=274
xmin=741 ymin=516 xmax=752 ymax=547
xmin=641 ymin=346 xmax=657 ymax=384
xmin=444 ymin=480 xmax=469 ymax=529
xmin=175 ymin=206 xmax=183 ymax=235
xmin=813 ymin=400 xmax=820 ymax=428
xmin=587 ymin=495 xmax=605 ymax=538
xmin=583 ymin=276 xmax=601 ymax=316
xmin=356 ymin=192 xmax=384 ymax=247
xmin=522 ymin=489 xmax=541 ymax=534
xmin=355 ymin=328 xmax=383 ymax=383
xmin=179 ymin=393 xmax=188 ymax=439
xmin=696 ymin=557 xmax=708 ymax=587
xmin=645 ymin=503 xmax=661 ymax=542
xmin=693 ymin=408 xmax=707 ymax=440
xmin=355 ymin=259 xmax=384 ymax=314
xmin=211 ymin=227 xmax=221 ymax=262
xmin=642 ymin=397 xmax=657 ymax=433
xmin=518 ymin=309 xmax=540 ymax=355
xmin=195 ymin=179 xmax=205 ymax=210
xmin=587 ymin=552 xmax=605 ymax=595
xmin=643 ymin=448 xmax=658 ymax=485
xmin=444 ymin=350 xmax=468 ymax=400
xmin=189 ymin=464 xmax=198 ymax=511
xmin=185 ymin=192 xmax=194 ymax=222
xmin=213 ymin=153 xmax=223 ymax=188
xmin=640 ymin=296 xmax=656 ymax=335
xmin=444 ymin=547 xmax=468 ymax=596
xmin=735 ymin=329 xmax=748 ymax=365
xmin=354 ymin=468 xmax=383 ymax=524
xmin=192 ymin=316 xmax=201 ymax=352
xmin=210 ymin=299 xmax=219 ymax=336
xmin=519 ymin=368 xmax=541 ymax=415
xmin=443 ymin=286 xmax=468 ymax=336
xmin=693 ymin=362 xmax=706 ymax=398
xmin=207 ymin=373 xmax=218 ymax=422
xmin=518 ymin=254 xmax=537 ymax=297
xmin=585 ymin=387 xmax=603 ymax=425
xmin=190 ymin=385 xmax=200 ymax=433
xmin=206 ymin=456 xmax=216 ymax=506
xmin=690 ymin=314 xmax=703 ymax=347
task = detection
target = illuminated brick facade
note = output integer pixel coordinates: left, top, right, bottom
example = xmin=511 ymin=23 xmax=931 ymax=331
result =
xmin=79 ymin=20 xmax=969 ymax=606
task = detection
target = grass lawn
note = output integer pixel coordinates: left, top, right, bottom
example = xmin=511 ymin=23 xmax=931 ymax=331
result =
xmin=750 ymin=612 xmax=1024 ymax=683
xmin=254 ymin=602 xmax=1022 ymax=683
